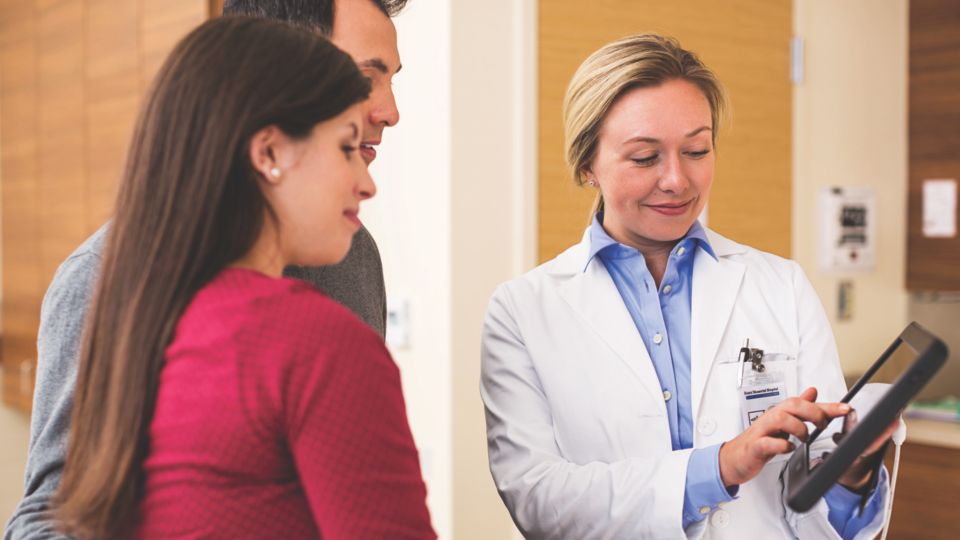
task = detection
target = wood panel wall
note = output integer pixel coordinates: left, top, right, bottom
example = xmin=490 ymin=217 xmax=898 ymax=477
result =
xmin=906 ymin=0 xmax=960 ymax=291
xmin=538 ymin=0 xmax=793 ymax=263
xmin=0 ymin=0 xmax=209 ymax=412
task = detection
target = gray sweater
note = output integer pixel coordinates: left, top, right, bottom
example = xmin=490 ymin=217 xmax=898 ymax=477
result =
xmin=3 ymin=224 xmax=386 ymax=539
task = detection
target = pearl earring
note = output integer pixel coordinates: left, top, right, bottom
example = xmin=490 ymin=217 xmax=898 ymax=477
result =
xmin=270 ymin=167 xmax=281 ymax=178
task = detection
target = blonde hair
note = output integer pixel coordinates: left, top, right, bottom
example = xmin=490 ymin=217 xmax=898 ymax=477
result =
xmin=563 ymin=33 xmax=727 ymax=188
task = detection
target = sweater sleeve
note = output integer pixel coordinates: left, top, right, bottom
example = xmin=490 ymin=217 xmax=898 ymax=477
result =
xmin=5 ymin=226 xmax=107 ymax=540
xmin=282 ymin=314 xmax=435 ymax=539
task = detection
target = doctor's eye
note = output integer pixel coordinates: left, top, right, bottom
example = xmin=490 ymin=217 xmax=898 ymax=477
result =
xmin=631 ymin=154 xmax=659 ymax=167
xmin=685 ymin=149 xmax=711 ymax=159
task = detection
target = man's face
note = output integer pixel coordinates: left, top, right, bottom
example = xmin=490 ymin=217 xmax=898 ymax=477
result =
xmin=331 ymin=0 xmax=402 ymax=165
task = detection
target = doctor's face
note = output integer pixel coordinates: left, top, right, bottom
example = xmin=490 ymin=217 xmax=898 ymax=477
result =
xmin=586 ymin=78 xmax=714 ymax=249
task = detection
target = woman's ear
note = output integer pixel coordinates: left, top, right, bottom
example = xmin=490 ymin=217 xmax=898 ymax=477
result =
xmin=248 ymin=126 xmax=287 ymax=185
xmin=582 ymin=168 xmax=598 ymax=188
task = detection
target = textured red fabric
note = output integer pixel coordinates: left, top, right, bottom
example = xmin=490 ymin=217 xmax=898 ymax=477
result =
xmin=135 ymin=268 xmax=436 ymax=539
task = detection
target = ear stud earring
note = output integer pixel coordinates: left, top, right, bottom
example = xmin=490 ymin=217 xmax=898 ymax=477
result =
xmin=270 ymin=167 xmax=281 ymax=178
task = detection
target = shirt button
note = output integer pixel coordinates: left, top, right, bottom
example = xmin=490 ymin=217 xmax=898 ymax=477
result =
xmin=677 ymin=246 xmax=686 ymax=256
xmin=663 ymin=390 xmax=672 ymax=401
xmin=662 ymin=284 xmax=672 ymax=294
xmin=710 ymin=509 xmax=730 ymax=528
xmin=698 ymin=416 xmax=717 ymax=436
xmin=653 ymin=333 xmax=663 ymax=345
xmin=699 ymin=506 xmax=711 ymax=515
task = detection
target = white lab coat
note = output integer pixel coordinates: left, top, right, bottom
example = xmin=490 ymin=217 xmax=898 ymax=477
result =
xmin=480 ymin=228 xmax=888 ymax=539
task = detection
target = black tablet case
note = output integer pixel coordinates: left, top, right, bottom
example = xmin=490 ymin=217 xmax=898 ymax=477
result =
xmin=785 ymin=322 xmax=948 ymax=513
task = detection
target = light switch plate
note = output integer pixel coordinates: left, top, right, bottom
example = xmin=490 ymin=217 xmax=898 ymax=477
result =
xmin=386 ymin=296 xmax=410 ymax=349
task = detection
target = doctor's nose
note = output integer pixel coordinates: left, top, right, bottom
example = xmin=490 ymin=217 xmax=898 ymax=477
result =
xmin=657 ymin=153 xmax=689 ymax=194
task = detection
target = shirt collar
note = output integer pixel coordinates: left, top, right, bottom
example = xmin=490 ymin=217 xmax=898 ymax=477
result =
xmin=584 ymin=213 xmax=717 ymax=272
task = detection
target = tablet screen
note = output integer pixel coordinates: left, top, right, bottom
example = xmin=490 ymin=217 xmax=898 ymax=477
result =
xmin=857 ymin=340 xmax=917 ymax=388
xmin=806 ymin=337 xmax=916 ymax=448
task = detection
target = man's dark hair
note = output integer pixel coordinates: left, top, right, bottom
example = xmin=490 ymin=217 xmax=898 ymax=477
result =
xmin=223 ymin=0 xmax=408 ymax=36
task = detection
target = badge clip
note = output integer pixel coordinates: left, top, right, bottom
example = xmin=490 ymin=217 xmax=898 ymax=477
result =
xmin=737 ymin=339 xmax=766 ymax=388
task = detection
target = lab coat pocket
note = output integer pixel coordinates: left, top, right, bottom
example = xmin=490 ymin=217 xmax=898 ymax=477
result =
xmin=550 ymin=380 xmax=669 ymax=463
xmin=760 ymin=354 xmax=799 ymax=398
xmin=728 ymin=354 xmax=800 ymax=466
xmin=716 ymin=352 xmax=799 ymax=397
xmin=553 ymin=407 xmax=669 ymax=464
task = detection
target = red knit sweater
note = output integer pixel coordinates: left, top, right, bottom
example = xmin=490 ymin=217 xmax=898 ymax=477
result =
xmin=135 ymin=268 xmax=436 ymax=539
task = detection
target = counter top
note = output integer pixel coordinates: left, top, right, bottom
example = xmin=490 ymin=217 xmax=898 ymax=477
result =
xmin=905 ymin=418 xmax=960 ymax=449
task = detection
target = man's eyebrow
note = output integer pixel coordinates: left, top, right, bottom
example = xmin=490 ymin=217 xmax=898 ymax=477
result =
xmin=359 ymin=58 xmax=402 ymax=75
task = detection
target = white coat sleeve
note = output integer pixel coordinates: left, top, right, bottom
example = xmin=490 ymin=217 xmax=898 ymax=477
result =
xmin=480 ymin=284 xmax=696 ymax=540
xmin=781 ymin=262 xmax=889 ymax=540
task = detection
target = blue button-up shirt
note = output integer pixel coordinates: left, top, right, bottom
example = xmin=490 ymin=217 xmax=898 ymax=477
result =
xmin=587 ymin=216 xmax=881 ymax=535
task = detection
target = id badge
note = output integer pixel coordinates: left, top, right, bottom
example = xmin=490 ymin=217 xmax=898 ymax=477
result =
xmin=738 ymin=350 xmax=794 ymax=431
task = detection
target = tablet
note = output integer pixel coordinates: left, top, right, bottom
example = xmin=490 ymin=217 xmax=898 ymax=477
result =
xmin=784 ymin=322 xmax=948 ymax=513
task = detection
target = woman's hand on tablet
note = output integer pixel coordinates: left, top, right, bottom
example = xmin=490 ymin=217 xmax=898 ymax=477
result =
xmin=719 ymin=387 xmax=850 ymax=488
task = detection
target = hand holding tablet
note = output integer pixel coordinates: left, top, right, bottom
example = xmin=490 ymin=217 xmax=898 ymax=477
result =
xmin=785 ymin=322 xmax=949 ymax=513
xmin=832 ymin=384 xmax=903 ymax=491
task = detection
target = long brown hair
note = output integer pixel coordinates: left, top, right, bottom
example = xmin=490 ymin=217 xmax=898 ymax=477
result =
xmin=54 ymin=16 xmax=370 ymax=538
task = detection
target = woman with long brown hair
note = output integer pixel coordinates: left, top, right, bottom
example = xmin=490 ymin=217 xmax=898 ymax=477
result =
xmin=54 ymin=16 xmax=435 ymax=539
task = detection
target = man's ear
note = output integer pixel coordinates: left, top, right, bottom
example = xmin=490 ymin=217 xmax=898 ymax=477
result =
xmin=248 ymin=126 xmax=287 ymax=185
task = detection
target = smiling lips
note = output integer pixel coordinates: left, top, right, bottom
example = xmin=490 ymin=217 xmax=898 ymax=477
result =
xmin=645 ymin=198 xmax=694 ymax=216
xmin=344 ymin=209 xmax=362 ymax=229
xmin=360 ymin=142 xmax=378 ymax=163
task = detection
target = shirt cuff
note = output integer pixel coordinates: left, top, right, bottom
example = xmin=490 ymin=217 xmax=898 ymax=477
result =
xmin=824 ymin=466 xmax=888 ymax=540
xmin=682 ymin=444 xmax=739 ymax=527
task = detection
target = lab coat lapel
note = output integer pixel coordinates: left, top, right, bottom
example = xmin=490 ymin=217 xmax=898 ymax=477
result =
xmin=557 ymin=255 xmax=666 ymax=414
xmin=690 ymin=242 xmax=745 ymax=417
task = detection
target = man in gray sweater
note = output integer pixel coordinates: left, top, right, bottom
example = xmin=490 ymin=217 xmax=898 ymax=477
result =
xmin=4 ymin=1 xmax=405 ymax=537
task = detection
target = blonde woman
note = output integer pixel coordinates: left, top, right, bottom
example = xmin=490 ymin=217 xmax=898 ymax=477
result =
xmin=481 ymin=34 xmax=892 ymax=539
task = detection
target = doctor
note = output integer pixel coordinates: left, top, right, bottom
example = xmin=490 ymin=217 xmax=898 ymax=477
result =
xmin=481 ymin=34 xmax=892 ymax=539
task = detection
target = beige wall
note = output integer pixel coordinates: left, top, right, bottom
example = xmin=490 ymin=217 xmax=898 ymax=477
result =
xmin=362 ymin=0 xmax=454 ymax=535
xmin=363 ymin=1 xmax=530 ymax=538
xmin=450 ymin=1 xmax=535 ymax=538
xmin=793 ymin=0 xmax=909 ymax=375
